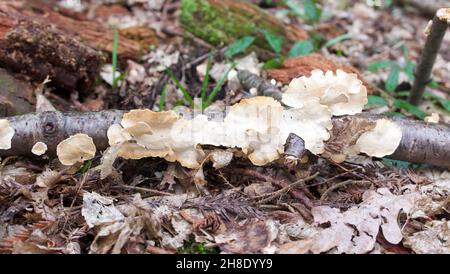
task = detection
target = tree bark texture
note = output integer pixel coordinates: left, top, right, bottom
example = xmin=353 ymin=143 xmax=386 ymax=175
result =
xmin=2 ymin=110 xmax=450 ymax=168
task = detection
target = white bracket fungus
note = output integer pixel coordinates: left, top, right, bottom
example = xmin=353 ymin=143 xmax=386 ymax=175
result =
xmin=31 ymin=142 xmax=48 ymax=156
xmin=0 ymin=119 xmax=15 ymax=150
xmin=96 ymin=70 xmax=401 ymax=177
xmin=282 ymin=69 xmax=368 ymax=116
xmin=102 ymin=97 xmax=332 ymax=173
xmin=353 ymin=119 xmax=402 ymax=158
xmin=57 ymin=133 xmax=96 ymax=165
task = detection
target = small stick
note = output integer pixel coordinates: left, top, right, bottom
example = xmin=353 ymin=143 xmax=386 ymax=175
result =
xmin=237 ymin=70 xmax=283 ymax=101
xmin=408 ymin=8 xmax=449 ymax=105
xmin=234 ymin=168 xmax=314 ymax=209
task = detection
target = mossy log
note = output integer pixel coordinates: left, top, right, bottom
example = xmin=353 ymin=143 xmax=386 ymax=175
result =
xmin=180 ymin=0 xmax=308 ymax=53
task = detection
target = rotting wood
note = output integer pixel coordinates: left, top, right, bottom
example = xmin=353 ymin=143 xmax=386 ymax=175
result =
xmin=0 ymin=0 xmax=143 ymax=92
xmin=0 ymin=68 xmax=34 ymax=117
xmin=180 ymin=0 xmax=308 ymax=53
xmin=0 ymin=1 xmax=142 ymax=59
xmin=1 ymin=110 xmax=450 ymax=168
xmin=0 ymin=20 xmax=104 ymax=93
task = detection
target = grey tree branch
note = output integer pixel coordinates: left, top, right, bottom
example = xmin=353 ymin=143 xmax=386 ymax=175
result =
xmin=238 ymin=70 xmax=283 ymax=101
xmin=2 ymin=110 xmax=450 ymax=168
xmin=408 ymin=8 xmax=449 ymax=105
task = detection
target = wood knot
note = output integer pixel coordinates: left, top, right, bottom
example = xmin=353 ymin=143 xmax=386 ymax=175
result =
xmin=41 ymin=112 xmax=58 ymax=137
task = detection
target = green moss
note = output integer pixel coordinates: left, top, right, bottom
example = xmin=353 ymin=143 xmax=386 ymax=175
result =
xmin=180 ymin=0 xmax=280 ymax=48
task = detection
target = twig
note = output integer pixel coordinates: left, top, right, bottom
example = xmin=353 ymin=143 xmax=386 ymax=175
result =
xmin=183 ymin=47 xmax=227 ymax=70
xmin=237 ymin=70 xmax=283 ymax=101
xmin=251 ymin=172 xmax=319 ymax=202
xmin=118 ymin=184 xmax=174 ymax=196
xmin=408 ymin=8 xmax=449 ymax=105
xmin=320 ymin=180 xmax=372 ymax=201
xmin=234 ymin=168 xmax=315 ymax=209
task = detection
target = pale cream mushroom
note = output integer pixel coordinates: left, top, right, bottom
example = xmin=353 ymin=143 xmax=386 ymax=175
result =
xmin=0 ymin=119 xmax=14 ymax=150
xmin=31 ymin=142 xmax=48 ymax=156
xmin=354 ymin=119 xmax=402 ymax=158
xmin=57 ymin=134 xmax=96 ymax=165
xmin=424 ymin=113 xmax=439 ymax=124
xmin=282 ymin=69 xmax=368 ymax=116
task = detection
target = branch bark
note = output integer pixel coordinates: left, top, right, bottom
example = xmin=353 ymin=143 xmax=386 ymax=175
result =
xmin=408 ymin=8 xmax=449 ymax=105
xmin=1 ymin=110 xmax=450 ymax=168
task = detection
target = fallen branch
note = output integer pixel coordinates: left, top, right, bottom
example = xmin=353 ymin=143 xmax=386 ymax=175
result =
xmin=1 ymin=110 xmax=450 ymax=168
xmin=238 ymin=70 xmax=283 ymax=100
xmin=0 ymin=1 xmax=142 ymax=92
xmin=408 ymin=8 xmax=449 ymax=105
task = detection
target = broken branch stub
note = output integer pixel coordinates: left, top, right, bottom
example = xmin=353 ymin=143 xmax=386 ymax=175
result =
xmin=408 ymin=8 xmax=450 ymax=105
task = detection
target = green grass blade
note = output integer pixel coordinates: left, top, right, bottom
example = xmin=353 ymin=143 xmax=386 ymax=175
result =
xmin=112 ymin=30 xmax=119 ymax=88
xmin=159 ymin=83 xmax=168 ymax=111
xmin=200 ymin=52 xmax=213 ymax=111
xmin=166 ymin=68 xmax=194 ymax=108
xmin=205 ymin=63 xmax=236 ymax=108
xmin=323 ymin=33 xmax=352 ymax=48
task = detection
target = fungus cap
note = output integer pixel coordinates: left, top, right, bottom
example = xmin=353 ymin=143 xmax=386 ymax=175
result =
xmin=57 ymin=134 xmax=96 ymax=165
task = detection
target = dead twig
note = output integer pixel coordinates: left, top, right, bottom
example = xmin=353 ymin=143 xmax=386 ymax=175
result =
xmin=320 ymin=180 xmax=372 ymax=201
xmin=118 ymin=184 xmax=174 ymax=196
xmin=234 ymin=168 xmax=315 ymax=209
xmin=251 ymin=172 xmax=319 ymax=203
xmin=408 ymin=8 xmax=450 ymax=105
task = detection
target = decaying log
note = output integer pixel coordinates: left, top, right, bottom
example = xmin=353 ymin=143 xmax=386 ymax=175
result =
xmin=0 ymin=68 xmax=34 ymax=117
xmin=180 ymin=0 xmax=308 ymax=53
xmin=0 ymin=0 xmax=143 ymax=92
xmin=0 ymin=1 xmax=141 ymax=59
xmin=0 ymin=20 xmax=104 ymax=93
xmin=2 ymin=110 xmax=450 ymax=168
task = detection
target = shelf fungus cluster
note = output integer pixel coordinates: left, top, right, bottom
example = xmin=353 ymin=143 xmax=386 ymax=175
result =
xmin=0 ymin=70 xmax=403 ymax=177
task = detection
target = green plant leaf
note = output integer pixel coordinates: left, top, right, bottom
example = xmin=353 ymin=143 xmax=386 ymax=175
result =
xmin=323 ymin=33 xmax=352 ymax=48
xmin=404 ymin=60 xmax=416 ymax=81
xmin=166 ymin=68 xmax=194 ymax=108
xmin=262 ymin=57 xmax=284 ymax=69
xmin=261 ymin=29 xmax=283 ymax=54
xmin=224 ymin=36 xmax=255 ymax=59
xmin=438 ymin=99 xmax=450 ymax=112
xmin=393 ymin=99 xmax=426 ymax=119
xmin=382 ymin=158 xmax=411 ymax=170
xmin=285 ymin=0 xmax=304 ymax=17
xmin=288 ymin=40 xmax=314 ymax=57
xmin=427 ymin=79 xmax=438 ymax=88
xmin=366 ymin=95 xmax=387 ymax=106
xmin=367 ymin=60 xmax=396 ymax=72
xmin=385 ymin=68 xmax=400 ymax=92
xmin=303 ymin=0 xmax=322 ymax=23
xmin=80 ymin=160 xmax=93 ymax=174
xmin=423 ymin=92 xmax=450 ymax=112
xmin=395 ymin=91 xmax=410 ymax=98
xmin=384 ymin=111 xmax=406 ymax=118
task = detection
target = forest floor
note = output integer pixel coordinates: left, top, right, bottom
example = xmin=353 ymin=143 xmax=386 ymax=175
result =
xmin=0 ymin=0 xmax=449 ymax=254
